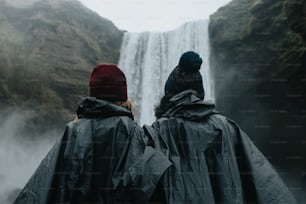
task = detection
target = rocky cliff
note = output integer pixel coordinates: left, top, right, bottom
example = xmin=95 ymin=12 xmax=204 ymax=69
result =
xmin=0 ymin=0 xmax=123 ymax=132
xmin=209 ymin=0 xmax=306 ymax=201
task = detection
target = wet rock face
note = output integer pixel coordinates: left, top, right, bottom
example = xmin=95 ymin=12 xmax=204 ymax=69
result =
xmin=0 ymin=0 xmax=123 ymax=131
xmin=209 ymin=0 xmax=305 ymax=201
xmin=0 ymin=0 xmax=40 ymax=8
xmin=285 ymin=0 xmax=306 ymax=42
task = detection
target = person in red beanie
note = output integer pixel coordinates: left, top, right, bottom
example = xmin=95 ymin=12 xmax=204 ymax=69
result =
xmin=14 ymin=64 xmax=171 ymax=204
xmin=89 ymin=64 xmax=128 ymax=101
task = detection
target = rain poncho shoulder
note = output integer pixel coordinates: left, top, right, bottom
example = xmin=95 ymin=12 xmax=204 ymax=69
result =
xmin=14 ymin=97 xmax=171 ymax=204
xmin=146 ymin=90 xmax=297 ymax=204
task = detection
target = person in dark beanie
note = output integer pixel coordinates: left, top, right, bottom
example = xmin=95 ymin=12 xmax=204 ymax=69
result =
xmin=14 ymin=64 xmax=171 ymax=204
xmin=146 ymin=51 xmax=297 ymax=203
xmin=164 ymin=51 xmax=204 ymax=99
xmin=155 ymin=51 xmax=204 ymax=118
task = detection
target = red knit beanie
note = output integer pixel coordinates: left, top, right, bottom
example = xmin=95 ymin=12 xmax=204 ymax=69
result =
xmin=89 ymin=64 xmax=127 ymax=101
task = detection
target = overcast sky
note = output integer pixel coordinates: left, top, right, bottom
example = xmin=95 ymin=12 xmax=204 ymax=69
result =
xmin=78 ymin=0 xmax=231 ymax=32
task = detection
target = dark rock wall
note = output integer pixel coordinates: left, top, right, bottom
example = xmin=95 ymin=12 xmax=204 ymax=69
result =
xmin=209 ymin=0 xmax=306 ymax=201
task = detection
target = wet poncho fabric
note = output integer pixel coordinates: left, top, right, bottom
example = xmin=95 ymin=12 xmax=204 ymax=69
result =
xmin=146 ymin=90 xmax=297 ymax=204
xmin=14 ymin=97 xmax=171 ymax=204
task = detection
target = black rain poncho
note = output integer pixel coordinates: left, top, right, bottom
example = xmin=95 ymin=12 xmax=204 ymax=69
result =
xmin=14 ymin=97 xmax=171 ymax=204
xmin=146 ymin=90 xmax=297 ymax=204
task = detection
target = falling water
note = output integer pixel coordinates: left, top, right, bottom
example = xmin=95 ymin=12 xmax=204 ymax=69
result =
xmin=119 ymin=19 xmax=214 ymax=125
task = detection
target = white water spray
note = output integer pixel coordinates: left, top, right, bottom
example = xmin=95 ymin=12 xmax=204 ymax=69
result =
xmin=0 ymin=110 xmax=58 ymax=204
xmin=119 ymin=19 xmax=214 ymax=125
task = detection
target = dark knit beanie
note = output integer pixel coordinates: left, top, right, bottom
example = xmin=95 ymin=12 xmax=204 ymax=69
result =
xmin=89 ymin=64 xmax=127 ymax=101
xmin=164 ymin=51 xmax=204 ymax=99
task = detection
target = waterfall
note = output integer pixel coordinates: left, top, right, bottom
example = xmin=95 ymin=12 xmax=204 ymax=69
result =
xmin=118 ymin=19 xmax=214 ymax=125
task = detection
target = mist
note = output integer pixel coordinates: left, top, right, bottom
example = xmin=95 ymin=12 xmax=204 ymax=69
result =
xmin=0 ymin=108 xmax=59 ymax=204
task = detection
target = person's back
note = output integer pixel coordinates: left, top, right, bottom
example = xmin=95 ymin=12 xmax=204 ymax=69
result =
xmin=14 ymin=64 xmax=171 ymax=204
xmin=147 ymin=52 xmax=297 ymax=203
xmin=49 ymin=97 xmax=144 ymax=203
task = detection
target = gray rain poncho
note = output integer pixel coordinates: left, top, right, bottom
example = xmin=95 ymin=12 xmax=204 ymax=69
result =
xmin=146 ymin=90 xmax=297 ymax=204
xmin=14 ymin=97 xmax=171 ymax=204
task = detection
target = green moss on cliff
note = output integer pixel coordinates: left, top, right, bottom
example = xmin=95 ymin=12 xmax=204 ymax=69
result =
xmin=210 ymin=0 xmax=253 ymax=42
xmin=0 ymin=0 xmax=123 ymax=130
